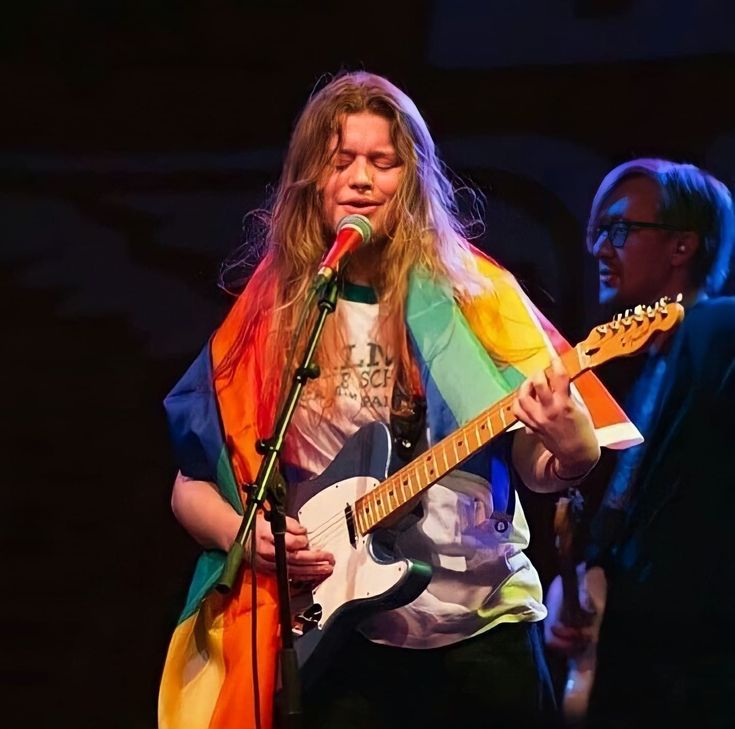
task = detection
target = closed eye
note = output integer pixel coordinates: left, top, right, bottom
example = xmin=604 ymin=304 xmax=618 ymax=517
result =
xmin=371 ymin=154 xmax=400 ymax=169
xmin=334 ymin=157 xmax=353 ymax=170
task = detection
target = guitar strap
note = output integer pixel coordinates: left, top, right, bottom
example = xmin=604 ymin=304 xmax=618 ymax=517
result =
xmin=390 ymin=378 xmax=427 ymax=462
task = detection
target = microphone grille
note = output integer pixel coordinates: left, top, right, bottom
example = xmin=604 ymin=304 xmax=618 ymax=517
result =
xmin=336 ymin=214 xmax=373 ymax=245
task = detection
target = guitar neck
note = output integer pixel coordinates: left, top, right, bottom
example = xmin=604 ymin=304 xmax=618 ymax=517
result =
xmin=354 ymin=345 xmax=588 ymax=534
xmin=558 ymin=556 xmax=589 ymax=628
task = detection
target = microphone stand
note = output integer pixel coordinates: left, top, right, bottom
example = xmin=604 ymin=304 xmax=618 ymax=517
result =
xmin=216 ymin=276 xmax=340 ymax=729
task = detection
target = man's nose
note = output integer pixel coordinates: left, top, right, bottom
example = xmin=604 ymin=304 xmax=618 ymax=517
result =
xmin=591 ymin=231 xmax=615 ymax=258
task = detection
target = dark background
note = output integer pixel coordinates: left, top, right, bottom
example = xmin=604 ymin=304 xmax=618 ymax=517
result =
xmin=2 ymin=2 xmax=735 ymax=727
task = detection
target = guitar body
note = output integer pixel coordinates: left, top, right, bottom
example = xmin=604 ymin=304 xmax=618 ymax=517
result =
xmin=563 ymin=645 xmax=597 ymax=725
xmin=286 ymin=422 xmax=432 ymax=690
xmin=561 ymin=565 xmax=607 ymax=725
xmin=554 ymin=492 xmax=608 ymax=726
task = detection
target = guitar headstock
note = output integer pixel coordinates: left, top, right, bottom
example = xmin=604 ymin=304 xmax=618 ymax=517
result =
xmin=578 ymin=296 xmax=685 ymax=368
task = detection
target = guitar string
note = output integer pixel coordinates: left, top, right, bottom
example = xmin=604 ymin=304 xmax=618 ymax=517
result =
xmin=303 ymin=513 xmax=349 ymax=547
xmin=306 ymin=370 xmax=649 ymax=550
xmin=293 ymin=319 xmax=665 ymax=552
xmin=302 ymin=478 xmax=399 ymax=546
xmin=296 ymin=460 xmax=402 ymax=538
xmin=301 ymin=457 xmax=433 ymax=545
xmin=307 ymin=524 xmax=346 ymax=553
xmin=305 ymin=392 xmax=583 ymax=548
xmin=298 ymin=387 xmax=538 ymax=547
xmin=297 ymin=489 xmax=376 ymax=541
xmin=303 ymin=476 xmax=443 ymax=550
xmin=302 ymin=470 xmax=424 ymax=548
xmin=300 ymin=422 xmax=496 ymax=546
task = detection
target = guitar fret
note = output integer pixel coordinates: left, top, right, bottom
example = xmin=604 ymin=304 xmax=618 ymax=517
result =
xmin=360 ymin=503 xmax=369 ymax=531
xmin=376 ymin=486 xmax=386 ymax=512
xmin=398 ymin=479 xmax=410 ymax=504
xmin=400 ymin=473 xmax=410 ymax=503
xmin=372 ymin=490 xmax=383 ymax=521
xmin=409 ymin=466 xmax=420 ymax=498
xmin=375 ymin=490 xmax=387 ymax=519
xmin=456 ymin=429 xmax=465 ymax=457
xmin=451 ymin=440 xmax=460 ymax=469
xmin=355 ymin=504 xmax=363 ymax=534
xmin=356 ymin=504 xmax=364 ymax=532
xmin=426 ymin=454 xmax=436 ymax=483
xmin=421 ymin=456 xmax=431 ymax=485
xmin=375 ymin=487 xmax=387 ymax=515
xmin=389 ymin=478 xmax=398 ymax=507
xmin=385 ymin=483 xmax=396 ymax=510
xmin=441 ymin=445 xmax=450 ymax=473
xmin=363 ymin=496 xmax=376 ymax=529
xmin=402 ymin=468 xmax=413 ymax=500
xmin=456 ymin=434 xmax=465 ymax=463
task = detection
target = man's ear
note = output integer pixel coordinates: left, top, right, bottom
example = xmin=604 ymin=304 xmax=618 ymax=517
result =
xmin=671 ymin=231 xmax=700 ymax=268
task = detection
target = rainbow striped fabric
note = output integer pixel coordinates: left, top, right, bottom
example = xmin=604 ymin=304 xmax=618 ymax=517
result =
xmin=158 ymin=249 xmax=639 ymax=729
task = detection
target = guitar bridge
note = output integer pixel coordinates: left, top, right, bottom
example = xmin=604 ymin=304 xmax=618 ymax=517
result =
xmin=292 ymin=603 xmax=322 ymax=636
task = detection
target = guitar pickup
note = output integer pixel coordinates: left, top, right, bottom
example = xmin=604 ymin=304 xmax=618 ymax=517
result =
xmin=344 ymin=504 xmax=357 ymax=547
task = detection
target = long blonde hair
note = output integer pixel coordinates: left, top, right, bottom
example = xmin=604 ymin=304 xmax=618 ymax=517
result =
xmin=220 ymin=71 xmax=485 ymax=414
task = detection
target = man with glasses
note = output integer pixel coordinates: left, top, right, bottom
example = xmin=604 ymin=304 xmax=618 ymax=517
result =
xmin=544 ymin=159 xmax=735 ymax=728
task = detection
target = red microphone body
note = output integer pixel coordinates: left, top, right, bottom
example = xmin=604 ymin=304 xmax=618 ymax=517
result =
xmin=316 ymin=214 xmax=373 ymax=284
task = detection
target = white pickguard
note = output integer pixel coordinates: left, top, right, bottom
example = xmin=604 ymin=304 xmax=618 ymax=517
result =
xmin=297 ymin=475 xmax=411 ymax=631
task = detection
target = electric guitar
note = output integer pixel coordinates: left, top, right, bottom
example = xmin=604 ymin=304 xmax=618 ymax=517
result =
xmin=286 ymin=299 xmax=684 ymax=689
xmin=553 ymin=490 xmax=606 ymax=725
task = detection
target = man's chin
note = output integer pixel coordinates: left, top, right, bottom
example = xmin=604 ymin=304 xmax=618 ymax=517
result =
xmin=598 ymin=284 xmax=620 ymax=307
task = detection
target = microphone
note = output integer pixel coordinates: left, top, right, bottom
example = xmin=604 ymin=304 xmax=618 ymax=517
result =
xmin=314 ymin=214 xmax=373 ymax=287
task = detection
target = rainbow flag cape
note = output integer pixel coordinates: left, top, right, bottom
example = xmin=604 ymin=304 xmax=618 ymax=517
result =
xmin=158 ymin=249 xmax=639 ymax=729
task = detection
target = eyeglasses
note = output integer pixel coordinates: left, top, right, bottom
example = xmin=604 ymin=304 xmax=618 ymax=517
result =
xmin=592 ymin=220 xmax=684 ymax=249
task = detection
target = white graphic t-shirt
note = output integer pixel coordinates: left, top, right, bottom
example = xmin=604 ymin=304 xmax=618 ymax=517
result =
xmin=284 ymin=283 xmax=393 ymax=475
xmin=285 ymin=282 xmax=545 ymax=649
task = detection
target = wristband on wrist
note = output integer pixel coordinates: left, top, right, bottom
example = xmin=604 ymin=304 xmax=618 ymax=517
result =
xmin=551 ymin=456 xmax=595 ymax=483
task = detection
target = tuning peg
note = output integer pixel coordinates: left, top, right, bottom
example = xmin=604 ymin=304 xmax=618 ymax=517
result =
xmin=646 ymin=305 xmax=656 ymax=318
xmin=675 ymin=292 xmax=683 ymax=303
xmin=633 ymin=305 xmax=644 ymax=321
xmin=595 ymin=324 xmax=608 ymax=335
